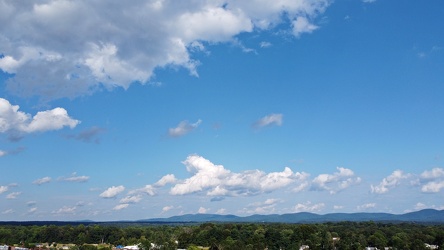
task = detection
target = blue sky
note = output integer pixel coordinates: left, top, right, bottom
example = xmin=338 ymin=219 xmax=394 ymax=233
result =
xmin=0 ymin=0 xmax=444 ymax=221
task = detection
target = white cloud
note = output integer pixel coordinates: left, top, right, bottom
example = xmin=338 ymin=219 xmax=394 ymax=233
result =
xmin=162 ymin=206 xmax=174 ymax=213
xmin=28 ymin=207 xmax=38 ymax=214
xmin=168 ymin=119 xmax=202 ymax=137
xmin=253 ymin=113 xmax=283 ymax=129
xmin=170 ymin=155 xmax=307 ymax=197
xmin=33 ymin=177 xmax=51 ymax=185
xmin=259 ymin=41 xmax=272 ymax=48
xmin=2 ymin=209 xmax=14 ymax=214
xmin=131 ymin=185 xmax=156 ymax=196
xmin=362 ymin=0 xmax=376 ymax=3
xmin=154 ymin=174 xmax=177 ymax=187
xmin=100 ymin=185 xmax=125 ymax=198
xmin=311 ymin=167 xmax=361 ymax=194
xmin=357 ymin=203 xmax=376 ymax=210
xmin=59 ymin=173 xmax=90 ymax=183
xmin=333 ymin=205 xmax=344 ymax=210
xmin=0 ymin=1 xmax=330 ymax=100
xmin=370 ymin=170 xmax=408 ymax=194
xmin=6 ymin=192 xmax=21 ymax=199
xmin=0 ymin=98 xmax=79 ymax=139
xmin=419 ymin=168 xmax=444 ymax=193
xmin=113 ymin=204 xmax=129 ymax=211
xmin=293 ymin=201 xmax=325 ymax=212
xmin=293 ymin=16 xmax=318 ymax=37
xmin=198 ymin=207 xmax=209 ymax=214
xmin=0 ymin=186 xmax=8 ymax=194
xmin=0 ymin=150 xmax=5 ymax=157
xmin=52 ymin=206 xmax=76 ymax=214
xmin=120 ymin=195 xmax=142 ymax=204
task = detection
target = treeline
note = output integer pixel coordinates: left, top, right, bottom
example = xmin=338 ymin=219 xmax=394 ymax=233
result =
xmin=1 ymin=221 xmax=444 ymax=250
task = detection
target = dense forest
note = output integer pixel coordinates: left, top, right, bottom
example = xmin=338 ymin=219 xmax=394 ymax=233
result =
xmin=1 ymin=222 xmax=444 ymax=250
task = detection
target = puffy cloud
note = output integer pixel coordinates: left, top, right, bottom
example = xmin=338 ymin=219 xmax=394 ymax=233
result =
xmin=253 ymin=113 xmax=283 ymax=129
xmin=6 ymin=192 xmax=21 ymax=199
xmin=370 ymin=170 xmax=408 ymax=194
xmin=100 ymin=185 xmax=125 ymax=198
xmin=120 ymin=195 xmax=142 ymax=204
xmin=113 ymin=204 xmax=129 ymax=211
xmin=0 ymin=98 xmax=79 ymax=139
xmin=0 ymin=0 xmax=330 ymax=100
xmin=162 ymin=206 xmax=174 ymax=213
xmin=419 ymin=168 xmax=444 ymax=193
xmin=311 ymin=167 xmax=361 ymax=194
xmin=33 ymin=177 xmax=51 ymax=185
xmin=198 ymin=207 xmax=209 ymax=214
xmin=0 ymin=186 xmax=8 ymax=194
xmin=293 ymin=201 xmax=325 ymax=212
xmin=168 ymin=119 xmax=202 ymax=137
xmin=154 ymin=174 xmax=177 ymax=187
xmin=170 ymin=155 xmax=307 ymax=196
xmin=293 ymin=16 xmax=318 ymax=37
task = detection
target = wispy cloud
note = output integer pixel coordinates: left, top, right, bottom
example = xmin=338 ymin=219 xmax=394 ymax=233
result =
xmin=253 ymin=113 xmax=283 ymax=129
xmin=65 ymin=126 xmax=106 ymax=143
xmin=58 ymin=173 xmax=90 ymax=183
xmin=168 ymin=119 xmax=202 ymax=137
xmin=293 ymin=201 xmax=325 ymax=212
xmin=33 ymin=177 xmax=52 ymax=185
xmin=6 ymin=192 xmax=21 ymax=199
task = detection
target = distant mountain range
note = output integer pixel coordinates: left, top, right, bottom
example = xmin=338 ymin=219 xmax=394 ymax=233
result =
xmin=139 ymin=209 xmax=444 ymax=224
xmin=1 ymin=209 xmax=443 ymax=226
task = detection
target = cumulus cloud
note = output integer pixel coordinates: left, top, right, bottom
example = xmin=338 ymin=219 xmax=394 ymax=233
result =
xmin=253 ymin=113 xmax=283 ymax=129
xmin=0 ymin=1 xmax=330 ymax=100
xmin=0 ymin=186 xmax=8 ymax=194
xmin=33 ymin=177 xmax=51 ymax=185
xmin=100 ymin=185 xmax=125 ymax=198
xmin=130 ymin=185 xmax=156 ymax=196
xmin=162 ymin=205 xmax=174 ymax=213
xmin=311 ymin=167 xmax=361 ymax=194
xmin=293 ymin=16 xmax=318 ymax=37
xmin=370 ymin=170 xmax=408 ymax=194
xmin=419 ymin=168 xmax=444 ymax=192
xmin=0 ymin=98 xmax=79 ymax=139
xmin=154 ymin=174 xmax=177 ymax=187
xmin=168 ymin=119 xmax=202 ymax=137
xmin=198 ymin=207 xmax=209 ymax=214
xmin=293 ymin=201 xmax=325 ymax=212
xmin=246 ymin=198 xmax=281 ymax=214
xmin=170 ymin=155 xmax=307 ymax=197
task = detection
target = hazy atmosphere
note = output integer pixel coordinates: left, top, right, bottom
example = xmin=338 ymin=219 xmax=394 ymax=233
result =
xmin=1 ymin=0 xmax=443 ymax=221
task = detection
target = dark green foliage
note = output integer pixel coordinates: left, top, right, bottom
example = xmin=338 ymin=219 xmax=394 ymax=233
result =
xmin=0 ymin=222 xmax=444 ymax=249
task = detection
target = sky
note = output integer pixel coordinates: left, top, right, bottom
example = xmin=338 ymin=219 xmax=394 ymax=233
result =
xmin=0 ymin=0 xmax=444 ymax=221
